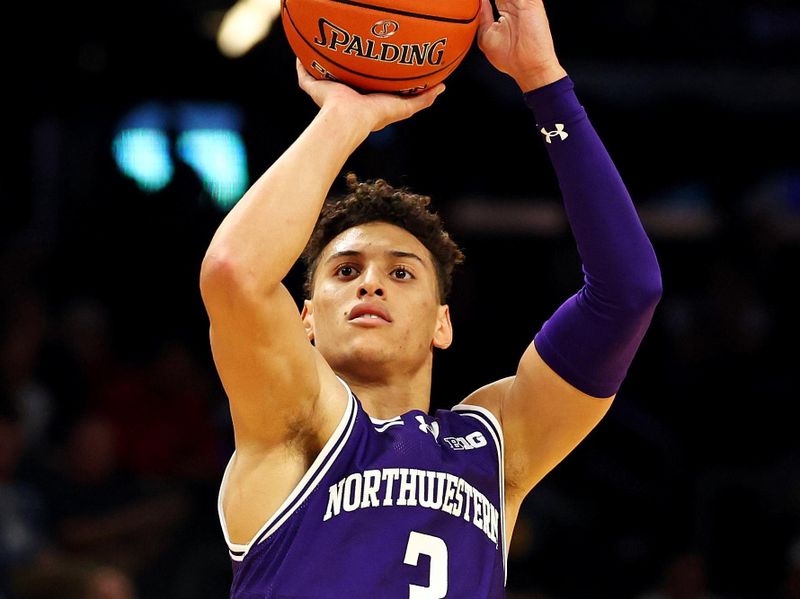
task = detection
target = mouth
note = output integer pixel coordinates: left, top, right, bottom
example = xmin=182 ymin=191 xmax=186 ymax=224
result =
xmin=348 ymin=303 xmax=392 ymax=324
xmin=348 ymin=315 xmax=391 ymax=327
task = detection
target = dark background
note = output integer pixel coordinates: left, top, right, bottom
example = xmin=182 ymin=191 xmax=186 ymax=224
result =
xmin=2 ymin=1 xmax=800 ymax=597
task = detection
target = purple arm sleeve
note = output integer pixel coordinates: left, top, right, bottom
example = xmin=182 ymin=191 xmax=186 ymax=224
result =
xmin=523 ymin=76 xmax=662 ymax=398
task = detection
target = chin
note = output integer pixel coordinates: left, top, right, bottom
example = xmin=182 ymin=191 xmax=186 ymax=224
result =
xmin=323 ymin=340 xmax=396 ymax=372
xmin=346 ymin=343 xmax=396 ymax=365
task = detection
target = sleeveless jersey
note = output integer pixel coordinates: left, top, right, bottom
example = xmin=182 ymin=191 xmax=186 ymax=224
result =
xmin=218 ymin=378 xmax=507 ymax=598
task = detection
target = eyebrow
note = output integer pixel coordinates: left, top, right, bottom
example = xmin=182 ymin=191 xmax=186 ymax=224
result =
xmin=325 ymin=249 xmax=426 ymax=267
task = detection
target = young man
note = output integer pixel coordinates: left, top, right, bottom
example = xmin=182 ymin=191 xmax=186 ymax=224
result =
xmin=200 ymin=0 xmax=662 ymax=596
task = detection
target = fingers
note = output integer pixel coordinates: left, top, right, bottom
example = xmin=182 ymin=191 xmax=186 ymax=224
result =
xmin=426 ymin=83 xmax=447 ymax=101
xmin=370 ymin=84 xmax=445 ymax=131
xmin=414 ymin=83 xmax=446 ymax=100
xmin=405 ymin=84 xmax=446 ymax=115
xmin=295 ymin=58 xmax=315 ymax=91
xmin=477 ymin=0 xmax=497 ymax=35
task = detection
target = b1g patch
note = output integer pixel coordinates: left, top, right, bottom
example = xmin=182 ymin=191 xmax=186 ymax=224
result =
xmin=443 ymin=431 xmax=487 ymax=450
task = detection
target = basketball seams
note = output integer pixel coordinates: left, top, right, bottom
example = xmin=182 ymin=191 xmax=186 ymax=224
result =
xmin=327 ymin=0 xmax=480 ymax=25
xmin=282 ymin=0 xmax=478 ymax=92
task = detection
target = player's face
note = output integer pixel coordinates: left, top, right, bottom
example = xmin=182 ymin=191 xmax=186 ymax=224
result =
xmin=301 ymin=222 xmax=452 ymax=377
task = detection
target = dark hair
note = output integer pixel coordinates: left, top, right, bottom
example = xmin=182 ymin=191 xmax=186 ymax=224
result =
xmin=301 ymin=173 xmax=464 ymax=302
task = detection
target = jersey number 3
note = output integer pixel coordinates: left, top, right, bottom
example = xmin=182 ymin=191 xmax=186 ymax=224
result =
xmin=403 ymin=531 xmax=448 ymax=599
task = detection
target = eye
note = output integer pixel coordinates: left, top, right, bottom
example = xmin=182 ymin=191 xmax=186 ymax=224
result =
xmin=335 ymin=264 xmax=360 ymax=279
xmin=392 ymin=266 xmax=414 ymax=280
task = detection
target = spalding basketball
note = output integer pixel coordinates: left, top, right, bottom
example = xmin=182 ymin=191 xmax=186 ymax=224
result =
xmin=281 ymin=0 xmax=480 ymax=94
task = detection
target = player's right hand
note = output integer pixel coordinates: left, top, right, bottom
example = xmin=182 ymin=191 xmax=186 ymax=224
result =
xmin=295 ymin=59 xmax=445 ymax=133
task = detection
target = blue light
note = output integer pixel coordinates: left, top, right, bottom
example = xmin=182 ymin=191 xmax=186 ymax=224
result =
xmin=176 ymin=129 xmax=248 ymax=210
xmin=112 ymin=102 xmax=249 ymax=208
xmin=112 ymin=128 xmax=174 ymax=192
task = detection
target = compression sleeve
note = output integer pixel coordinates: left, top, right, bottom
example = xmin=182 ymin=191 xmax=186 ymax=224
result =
xmin=523 ymin=76 xmax=662 ymax=398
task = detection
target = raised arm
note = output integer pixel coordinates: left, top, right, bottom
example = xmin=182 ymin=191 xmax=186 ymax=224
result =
xmin=465 ymin=0 xmax=662 ymax=504
xmin=200 ymin=62 xmax=445 ymax=450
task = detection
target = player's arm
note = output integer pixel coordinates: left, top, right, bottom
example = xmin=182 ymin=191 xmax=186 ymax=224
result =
xmin=467 ymin=0 xmax=663 ymax=501
xmin=200 ymin=61 xmax=445 ymax=450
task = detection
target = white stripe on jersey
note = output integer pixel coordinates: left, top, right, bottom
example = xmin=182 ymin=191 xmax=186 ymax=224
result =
xmin=217 ymin=377 xmax=356 ymax=561
xmin=452 ymin=403 xmax=507 ymax=584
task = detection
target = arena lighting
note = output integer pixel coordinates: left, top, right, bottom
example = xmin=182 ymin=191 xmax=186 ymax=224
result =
xmin=112 ymin=103 xmax=174 ymax=193
xmin=173 ymin=102 xmax=248 ymax=209
xmin=112 ymin=128 xmax=174 ymax=192
xmin=217 ymin=0 xmax=282 ymax=58
xmin=112 ymin=102 xmax=248 ymax=210
xmin=176 ymin=130 xmax=248 ymax=209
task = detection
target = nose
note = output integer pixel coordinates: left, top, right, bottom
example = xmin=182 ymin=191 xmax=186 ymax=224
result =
xmin=357 ymin=267 xmax=384 ymax=298
xmin=358 ymin=284 xmax=384 ymax=298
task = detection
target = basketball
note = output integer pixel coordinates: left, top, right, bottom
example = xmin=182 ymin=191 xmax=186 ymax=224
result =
xmin=281 ymin=0 xmax=481 ymax=95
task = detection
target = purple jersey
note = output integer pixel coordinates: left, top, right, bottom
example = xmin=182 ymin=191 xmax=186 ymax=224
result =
xmin=218 ymin=377 xmax=507 ymax=598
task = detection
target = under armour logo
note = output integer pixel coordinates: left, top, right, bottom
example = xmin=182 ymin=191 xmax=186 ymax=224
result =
xmin=541 ymin=123 xmax=568 ymax=143
xmin=415 ymin=415 xmax=440 ymax=444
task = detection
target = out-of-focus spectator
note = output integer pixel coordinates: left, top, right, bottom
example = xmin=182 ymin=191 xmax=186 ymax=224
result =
xmin=637 ymin=551 xmax=722 ymax=599
xmin=0 ymin=289 xmax=55 ymax=464
xmin=12 ymin=554 xmax=136 ymax=599
xmin=94 ymin=339 xmax=220 ymax=483
xmin=38 ymin=297 xmax=121 ymax=444
xmin=88 ymin=566 xmax=137 ymax=599
xmin=40 ymin=415 xmax=188 ymax=590
xmin=0 ymin=407 xmax=47 ymax=596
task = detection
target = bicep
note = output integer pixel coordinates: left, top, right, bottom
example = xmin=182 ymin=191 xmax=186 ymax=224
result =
xmin=206 ymin=282 xmax=323 ymax=447
xmin=505 ymin=342 xmax=614 ymax=497
xmin=465 ymin=342 xmax=614 ymax=502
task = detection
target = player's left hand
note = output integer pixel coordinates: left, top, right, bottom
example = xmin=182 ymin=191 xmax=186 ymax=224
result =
xmin=295 ymin=59 xmax=445 ymax=133
xmin=476 ymin=0 xmax=567 ymax=92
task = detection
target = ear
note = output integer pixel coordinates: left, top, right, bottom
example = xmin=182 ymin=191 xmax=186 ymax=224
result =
xmin=432 ymin=304 xmax=453 ymax=350
xmin=301 ymin=299 xmax=315 ymax=342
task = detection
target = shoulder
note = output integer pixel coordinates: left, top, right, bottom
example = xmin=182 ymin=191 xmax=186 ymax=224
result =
xmin=456 ymin=376 xmax=515 ymax=426
xmin=438 ymin=383 xmax=511 ymax=456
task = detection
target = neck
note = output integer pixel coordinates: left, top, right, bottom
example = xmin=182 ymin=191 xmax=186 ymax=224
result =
xmin=337 ymin=363 xmax=432 ymax=419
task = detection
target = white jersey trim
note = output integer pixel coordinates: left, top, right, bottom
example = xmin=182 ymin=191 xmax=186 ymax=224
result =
xmin=369 ymin=415 xmax=402 ymax=424
xmin=451 ymin=403 xmax=507 ymax=585
xmin=217 ymin=377 xmax=356 ymax=562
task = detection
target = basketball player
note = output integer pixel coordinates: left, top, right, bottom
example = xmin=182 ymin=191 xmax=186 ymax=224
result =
xmin=200 ymin=0 xmax=662 ymax=596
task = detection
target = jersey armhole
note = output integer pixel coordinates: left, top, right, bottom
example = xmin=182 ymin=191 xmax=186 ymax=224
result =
xmin=217 ymin=376 xmax=357 ymax=562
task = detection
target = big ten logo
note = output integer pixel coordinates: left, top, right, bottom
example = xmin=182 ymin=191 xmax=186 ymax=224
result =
xmin=443 ymin=432 xmax=487 ymax=450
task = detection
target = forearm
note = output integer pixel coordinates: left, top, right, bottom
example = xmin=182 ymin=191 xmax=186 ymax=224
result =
xmin=202 ymin=104 xmax=369 ymax=291
xmin=525 ymin=77 xmax=662 ymax=397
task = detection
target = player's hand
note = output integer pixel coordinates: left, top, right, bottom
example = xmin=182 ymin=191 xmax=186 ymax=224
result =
xmin=295 ymin=59 xmax=445 ymax=133
xmin=476 ymin=0 xmax=567 ymax=92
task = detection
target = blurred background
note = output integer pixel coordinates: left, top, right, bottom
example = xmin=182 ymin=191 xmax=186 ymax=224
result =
xmin=2 ymin=0 xmax=800 ymax=597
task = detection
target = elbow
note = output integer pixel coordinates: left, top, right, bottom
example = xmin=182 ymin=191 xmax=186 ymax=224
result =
xmin=200 ymin=247 xmax=285 ymax=310
xmin=595 ymin=255 xmax=662 ymax=315
xmin=199 ymin=251 xmax=257 ymax=308
xmin=645 ymin=256 xmax=664 ymax=304
xmin=625 ymin=264 xmax=663 ymax=314
xmin=639 ymin=278 xmax=663 ymax=313
xmin=200 ymin=251 xmax=234 ymax=295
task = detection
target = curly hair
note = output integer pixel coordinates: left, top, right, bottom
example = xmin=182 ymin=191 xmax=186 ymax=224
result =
xmin=301 ymin=173 xmax=464 ymax=303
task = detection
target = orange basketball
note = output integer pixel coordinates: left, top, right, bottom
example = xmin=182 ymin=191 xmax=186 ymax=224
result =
xmin=281 ymin=0 xmax=480 ymax=94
